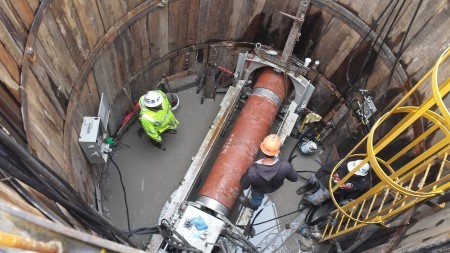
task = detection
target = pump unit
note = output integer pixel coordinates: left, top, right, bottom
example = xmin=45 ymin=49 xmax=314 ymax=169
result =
xmin=79 ymin=94 xmax=110 ymax=163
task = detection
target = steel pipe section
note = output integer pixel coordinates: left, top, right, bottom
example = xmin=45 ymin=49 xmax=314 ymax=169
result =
xmin=197 ymin=68 xmax=290 ymax=215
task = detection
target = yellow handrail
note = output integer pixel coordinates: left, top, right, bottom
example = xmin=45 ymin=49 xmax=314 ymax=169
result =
xmin=322 ymin=47 xmax=450 ymax=241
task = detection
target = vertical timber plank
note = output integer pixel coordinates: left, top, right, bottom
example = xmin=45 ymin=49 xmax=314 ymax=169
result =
xmin=168 ymin=0 xmax=179 ymax=52
xmin=32 ymin=39 xmax=69 ymax=107
xmin=311 ymin=17 xmax=357 ymax=79
xmin=177 ymin=0 xmax=189 ymax=49
xmin=159 ymin=4 xmax=169 ymax=57
xmin=95 ymin=0 xmax=127 ymax=32
xmin=49 ymin=0 xmax=90 ymax=67
xmin=322 ymin=28 xmax=360 ymax=78
xmin=186 ymin=0 xmax=199 ymax=45
xmin=0 ymin=41 xmax=20 ymax=84
xmin=234 ymin=0 xmax=253 ymax=39
xmin=216 ymin=0 xmax=233 ymax=41
xmin=196 ymin=0 xmax=210 ymax=44
xmin=0 ymin=21 xmax=24 ymax=66
xmin=206 ymin=0 xmax=220 ymax=40
xmin=129 ymin=21 xmax=144 ymax=73
xmin=26 ymin=71 xmax=66 ymax=177
xmin=7 ymin=0 xmax=34 ymax=30
xmin=226 ymin=0 xmax=244 ymax=40
xmin=0 ymin=1 xmax=28 ymax=50
xmin=93 ymin=54 xmax=114 ymax=107
xmin=121 ymin=29 xmax=133 ymax=83
xmin=72 ymin=0 xmax=105 ymax=50
xmin=148 ymin=9 xmax=162 ymax=82
xmin=37 ymin=12 xmax=79 ymax=93
xmin=25 ymin=0 xmax=39 ymax=12
xmin=86 ymin=71 xmax=100 ymax=110
xmin=139 ymin=17 xmax=151 ymax=68
xmin=0 ymin=84 xmax=22 ymax=134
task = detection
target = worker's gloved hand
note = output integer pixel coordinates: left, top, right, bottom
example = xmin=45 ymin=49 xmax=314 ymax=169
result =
xmin=137 ymin=128 xmax=144 ymax=138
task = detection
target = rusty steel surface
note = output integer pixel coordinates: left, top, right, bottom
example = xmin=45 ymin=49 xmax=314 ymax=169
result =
xmin=198 ymin=68 xmax=290 ymax=211
xmin=0 ymin=201 xmax=145 ymax=253
xmin=0 ymin=231 xmax=59 ymax=253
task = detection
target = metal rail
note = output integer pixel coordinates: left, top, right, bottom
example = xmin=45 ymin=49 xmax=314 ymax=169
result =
xmin=321 ymin=47 xmax=450 ymax=241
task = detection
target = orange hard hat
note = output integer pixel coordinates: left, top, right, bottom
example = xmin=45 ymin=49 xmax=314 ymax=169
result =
xmin=260 ymin=134 xmax=281 ymax=156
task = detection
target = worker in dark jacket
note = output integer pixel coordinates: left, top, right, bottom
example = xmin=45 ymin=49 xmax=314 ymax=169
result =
xmin=298 ymin=160 xmax=371 ymax=206
xmin=239 ymin=134 xmax=299 ymax=210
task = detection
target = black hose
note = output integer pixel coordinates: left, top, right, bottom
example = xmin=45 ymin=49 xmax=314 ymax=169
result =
xmin=288 ymin=128 xmax=313 ymax=163
xmin=345 ymin=0 xmax=396 ymax=90
xmin=0 ymin=169 xmax=71 ymax=226
xmin=124 ymin=226 xmax=159 ymax=237
xmin=0 ymin=155 xmax=121 ymax=241
xmin=381 ymin=0 xmax=423 ymax=111
xmin=0 ymin=130 xmax=73 ymax=199
xmin=304 ymin=199 xmax=334 ymax=226
xmin=158 ymin=220 xmax=202 ymax=252
xmin=252 ymin=207 xmax=308 ymax=226
xmin=0 ymin=131 xmax=134 ymax=245
xmin=108 ymin=154 xmax=131 ymax=232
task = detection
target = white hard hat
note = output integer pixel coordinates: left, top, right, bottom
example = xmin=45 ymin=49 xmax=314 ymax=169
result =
xmin=347 ymin=160 xmax=370 ymax=176
xmin=143 ymin=91 xmax=163 ymax=108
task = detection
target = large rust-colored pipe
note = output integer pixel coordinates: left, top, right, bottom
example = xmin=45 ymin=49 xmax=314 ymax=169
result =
xmin=197 ymin=68 xmax=290 ymax=215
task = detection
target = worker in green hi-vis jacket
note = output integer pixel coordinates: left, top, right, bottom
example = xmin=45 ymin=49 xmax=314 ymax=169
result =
xmin=138 ymin=90 xmax=179 ymax=151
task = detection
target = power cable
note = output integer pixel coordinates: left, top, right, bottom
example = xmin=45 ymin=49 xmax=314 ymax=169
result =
xmin=158 ymin=219 xmax=202 ymax=252
xmin=0 ymin=150 xmax=129 ymax=244
xmin=304 ymin=199 xmax=333 ymax=226
xmin=108 ymin=154 xmax=131 ymax=232
xmin=345 ymin=0 xmax=406 ymax=134
xmin=345 ymin=0 xmax=396 ymax=90
xmin=361 ymin=0 xmax=407 ymax=93
xmin=288 ymin=127 xmax=313 ymax=163
xmin=0 ymin=169 xmax=71 ymax=226
xmin=380 ymin=0 xmax=423 ymax=111
xmin=124 ymin=226 xmax=159 ymax=237
xmin=254 ymin=222 xmax=280 ymax=237
xmin=0 ymin=130 xmax=134 ymax=245
xmin=217 ymin=214 xmax=259 ymax=253
xmin=252 ymin=207 xmax=307 ymax=226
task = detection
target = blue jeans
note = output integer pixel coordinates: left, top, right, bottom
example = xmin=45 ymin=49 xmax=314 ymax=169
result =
xmin=304 ymin=174 xmax=330 ymax=205
xmin=250 ymin=190 xmax=265 ymax=209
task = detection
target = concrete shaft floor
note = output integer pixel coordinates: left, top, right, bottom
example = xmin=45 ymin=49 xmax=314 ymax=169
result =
xmin=102 ymin=87 xmax=323 ymax=251
xmin=103 ymin=88 xmax=223 ymax=232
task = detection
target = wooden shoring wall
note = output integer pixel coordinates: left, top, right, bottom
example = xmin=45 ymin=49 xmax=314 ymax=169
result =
xmin=0 ymin=0 xmax=448 ymax=219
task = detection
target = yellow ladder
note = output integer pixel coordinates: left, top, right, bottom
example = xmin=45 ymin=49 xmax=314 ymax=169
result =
xmin=321 ymin=47 xmax=450 ymax=241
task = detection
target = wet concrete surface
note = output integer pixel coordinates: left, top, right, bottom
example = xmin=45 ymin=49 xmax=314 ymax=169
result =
xmin=102 ymin=86 xmax=324 ymax=251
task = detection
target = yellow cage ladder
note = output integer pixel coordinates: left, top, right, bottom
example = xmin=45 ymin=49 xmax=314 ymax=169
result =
xmin=321 ymin=47 xmax=450 ymax=241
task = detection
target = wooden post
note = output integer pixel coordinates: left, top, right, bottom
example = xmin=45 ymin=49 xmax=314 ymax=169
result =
xmin=280 ymin=0 xmax=311 ymax=63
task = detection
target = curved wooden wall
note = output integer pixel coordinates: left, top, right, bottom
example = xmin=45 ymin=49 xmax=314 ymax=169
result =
xmin=0 ymin=0 xmax=449 ymax=204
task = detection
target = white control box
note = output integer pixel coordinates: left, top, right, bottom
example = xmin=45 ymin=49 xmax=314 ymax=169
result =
xmin=79 ymin=117 xmax=109 ymax=163
xmin=175 ymin=205 xmax=225 ymax=253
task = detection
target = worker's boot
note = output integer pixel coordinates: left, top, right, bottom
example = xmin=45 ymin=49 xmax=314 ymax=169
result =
xmin=150 ymin=140 xmax=166 ymax=151
xmin=297 ymin=197 xmax=312 ymax=211
xmin=297 ymin=183 xmax=315 ymax=195
xmin=238 ymin=196 xmax=258 ymax=210
xmin=165 ymin=129 xmax=177 ymax=134
xmin=137 ymin=128 xmax=145 ymax=138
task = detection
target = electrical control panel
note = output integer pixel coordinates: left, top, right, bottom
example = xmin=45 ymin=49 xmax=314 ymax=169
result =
xmin=175 ymin=205 xmax=225 ymax=253
xmin=79 ymin=117 xmax=109 ymax=163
